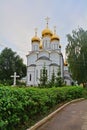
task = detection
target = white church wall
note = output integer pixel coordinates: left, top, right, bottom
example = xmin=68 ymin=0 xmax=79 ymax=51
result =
xmin=27 ymin=66 xmax=36 ymax=86
xmin=64 ymin=71 xmax=70 ymax=78
xmin=51 ymin=41 xmax=59 ymax=50
xmin=32 ymin=42 xmax=39 ymax=51
xmin=60 ymin=55 xmax=64 ymax=78
xmin=43 ymin=37 xmax=51 ymax=49
xmin=27 ymin=53 xmax=37 ymax=66
xmin=50 ymin=52 xmax=59 ymax=64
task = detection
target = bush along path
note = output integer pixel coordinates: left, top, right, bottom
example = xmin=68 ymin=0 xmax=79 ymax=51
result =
xmin=0 ymin=85 xmax=85 ymax=130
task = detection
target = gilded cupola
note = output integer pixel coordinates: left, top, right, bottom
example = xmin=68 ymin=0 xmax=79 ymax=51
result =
xmin=51 ymin=26 xmax=60 ymax=41
xmin=64 ymin=60 xmax=68 ymax=66
xmin=31 ymin=28 xmax=40 ymax=43
xmin=42 ymin=17 xmax=53 ymax=37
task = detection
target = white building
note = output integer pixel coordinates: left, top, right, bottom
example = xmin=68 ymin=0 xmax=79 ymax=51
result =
xmin=26 ymin=19 xmax=64 ymax=86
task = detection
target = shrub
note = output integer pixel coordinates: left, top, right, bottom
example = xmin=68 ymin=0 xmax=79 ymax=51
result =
xmin=0 ymin=85 xmax=84 ymax=129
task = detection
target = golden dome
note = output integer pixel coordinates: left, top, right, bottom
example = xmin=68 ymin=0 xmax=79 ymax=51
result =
xmin=64 ymin=60 xmax=68 ymax=66
xmin=39 ymin=41 xmax=43 ymax=49
xmin=31 ymin=36 xmax=40 ymax=43
xmin=51 ymin=26 xmax=60 ymax=41
xmin=31 ymin=28 xmax=40 ymax=43
xmin=42 ymin=28 xmax=53 ymax=37
xmin=51 ymin=34 xmax=60 ymax=41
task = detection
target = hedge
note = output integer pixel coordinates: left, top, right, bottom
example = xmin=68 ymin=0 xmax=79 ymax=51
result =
xmin=0 ymin=85 xmax=84 ymax=130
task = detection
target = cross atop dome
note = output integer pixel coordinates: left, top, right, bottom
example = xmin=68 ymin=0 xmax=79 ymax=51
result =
xmin=54 ymin=26 xmax=56 ymax=34
xmin=45 ymin=17 xmax=50 ymax=28
xmin=35 ymin=28 xmax=38 ymax=36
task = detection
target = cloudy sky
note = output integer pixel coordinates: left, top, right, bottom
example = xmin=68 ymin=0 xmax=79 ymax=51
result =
xmin=0 ymin=0 xmax=87 ymax=64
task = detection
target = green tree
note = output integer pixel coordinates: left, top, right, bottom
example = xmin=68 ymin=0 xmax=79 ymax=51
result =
xmin=0 ymin=48 xmax=26 ymax=85
xmin=39 ymin=64 xmax=48 ymax=87
xmin=55 ymin=66 xmax=64 ymax=87
xmin=48 ymin=68 xmax=56 ymax=87
xmin=66 ymin=28 xmax=87 ymax=86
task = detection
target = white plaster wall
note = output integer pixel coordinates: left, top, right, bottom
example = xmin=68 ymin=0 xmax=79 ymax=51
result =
xmin=27 ymin=53 xmax=37 ymax=66
xmin=64 ymin=66 xmax=68 ymax=71
xmin=60 ymin=55 xmax=64 ymax=78
xmin=50 ymin=52 xmax=59 ymax=64
xmin=27 ymin=66 xmax=35 ymax=86
xmin=51 ymin=41 xmax=59 ymax=50
xmin=64 ymin=72 xmax=70 ymax=77
xmin=32 ymin=42 xmax=39 ymax=51
xmin=42 ymin=37 xmax=51 ymax=50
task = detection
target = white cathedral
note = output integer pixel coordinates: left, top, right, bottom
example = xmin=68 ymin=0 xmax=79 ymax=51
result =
xmin=26 ymin=18 xmax=71 ymax=86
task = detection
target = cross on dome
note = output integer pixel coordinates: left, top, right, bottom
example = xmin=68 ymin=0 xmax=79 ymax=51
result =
xmin=45 ymin=17 xmax=50 ymax=28
xmin=35 ymin=28 xmax=38 ymax=36
xmin=54 ymin=26 xmax=56 ymax=34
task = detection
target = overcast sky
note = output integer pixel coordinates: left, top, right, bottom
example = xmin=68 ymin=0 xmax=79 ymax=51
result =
xmin=0 ymin=0 xmax=87 ymax=64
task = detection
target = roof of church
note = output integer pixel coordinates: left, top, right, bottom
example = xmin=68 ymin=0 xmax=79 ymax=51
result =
xmin=36 ymin=56 xmax=51 ymax=61
xmin=29 ymin=64 xmax=36 ymax=67
xmin=49 ymin=63 xmax=58 ymax=66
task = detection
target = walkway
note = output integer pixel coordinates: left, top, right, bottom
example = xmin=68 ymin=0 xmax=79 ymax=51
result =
xmin=37 ymin=100 xmax=87 ymax=130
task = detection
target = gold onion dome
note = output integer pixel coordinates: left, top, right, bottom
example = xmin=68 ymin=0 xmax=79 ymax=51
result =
xmin=42 ymin=28 xmax=53 ymax=37
xmin=64 ymin=60 xmax=68 ymax=66
xmin=42 ymin=17 xmax=53 ymax=37
xmin=31 ymin=36 xmax=40 ymax=43
xmin=51 ymin=26 xmax=60 ymax=41
xmin=31 ymin=28 xmax=40 ymax=43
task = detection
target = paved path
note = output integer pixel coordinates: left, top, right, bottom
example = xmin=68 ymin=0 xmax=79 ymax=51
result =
xmin=37 ymin=100 xmax=87 ymax=130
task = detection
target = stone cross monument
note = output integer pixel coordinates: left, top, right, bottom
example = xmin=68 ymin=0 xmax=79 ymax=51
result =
xmin=11 ymin=72 xmax=20 ymax=86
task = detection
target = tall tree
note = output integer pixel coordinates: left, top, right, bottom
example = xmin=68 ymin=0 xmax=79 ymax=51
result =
xmin=55 ymin=66 xmax=64 ymax=87
xmin=48 ymin=68 xmax=56 ymax=87
xmin=39 ymin=64 xmax=48 ymax=87
xmin=0 ymin=48 xmax=26 ymax=85
xmin=66 ymin=28 xmax=87 ymax=85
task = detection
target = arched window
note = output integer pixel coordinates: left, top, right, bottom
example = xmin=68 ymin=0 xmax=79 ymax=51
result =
xmin=29 ymin=74 xmax=32 ymax=81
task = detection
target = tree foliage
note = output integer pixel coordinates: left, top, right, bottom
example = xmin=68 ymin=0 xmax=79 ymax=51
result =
xmin=39 ymin=64 xmax=64 ymax=87
xmin=55 ymin=66 xmax=64 ymax=87
xmin=39 ymin=64 xmax=48 ymax=87
xmin=0 ymin=48 xmax=26 ymax=85
xmin=66 ymin=28 xmax=87 ymax=85
xmin=0 ymin=85 xmax=84 ymax=129
xmin=48 ymin=68 xmax=56 ymax=87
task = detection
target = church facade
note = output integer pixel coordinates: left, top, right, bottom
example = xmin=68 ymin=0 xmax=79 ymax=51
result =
xmin=26 ymin=19 xmax=64 ymax=86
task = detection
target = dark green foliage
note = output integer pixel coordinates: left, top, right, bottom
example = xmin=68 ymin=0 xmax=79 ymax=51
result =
xmin=0 ymin=85 xmax=84 ymax=129
xmin=39 ymin=65 xmax=64 ymax=88
xmin=0 ymin=48 xmax=26 ymax=85
xmin=55 ymin=66 xmax=64 ymax=87
xmin=82 ymin=88 xmax=87 ymax=99
xmin=66 ymin=28 xmax=87 ymax=84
